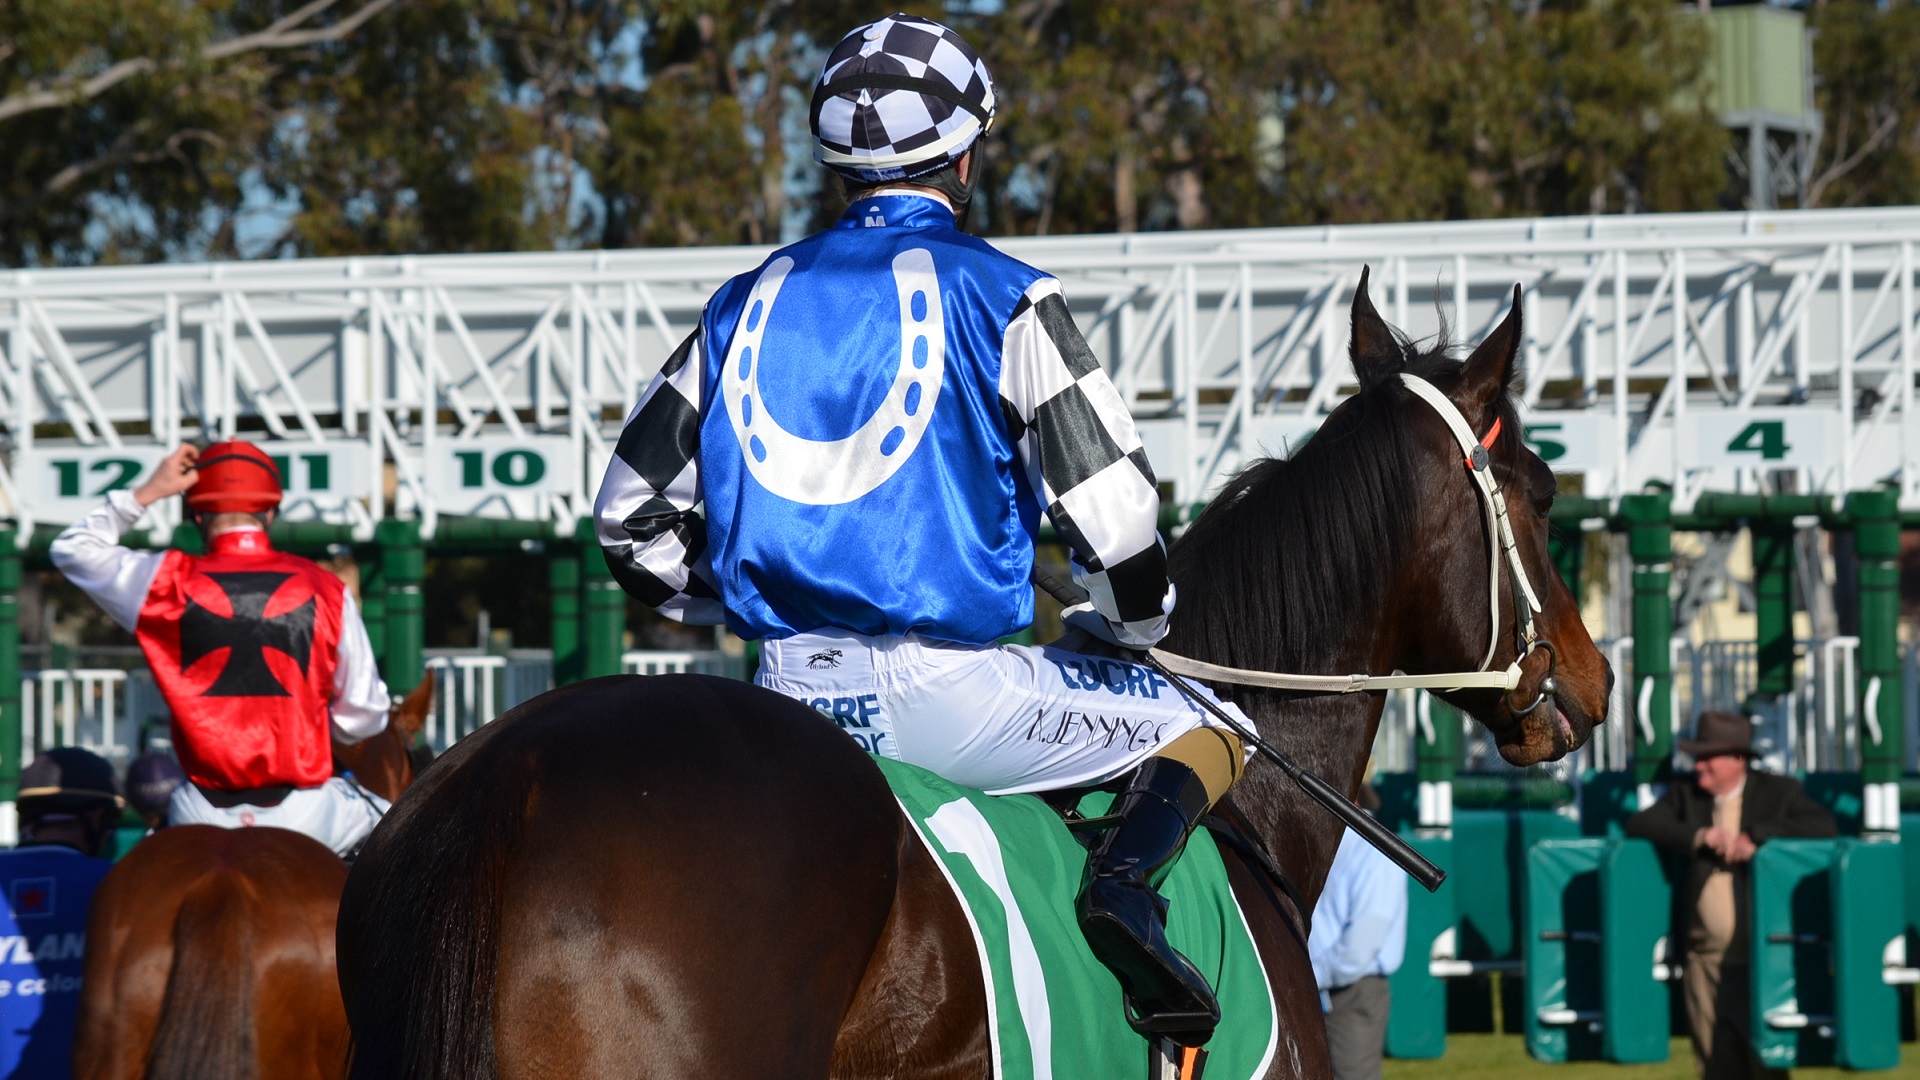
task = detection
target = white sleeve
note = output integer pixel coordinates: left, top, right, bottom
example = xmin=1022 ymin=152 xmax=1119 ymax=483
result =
xmin=329 ymin=588 xmax=392 ymax=744
xmin=47 ymin=490 xmax=169 ymax=633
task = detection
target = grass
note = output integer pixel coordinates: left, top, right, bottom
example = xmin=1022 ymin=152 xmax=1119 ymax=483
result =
xmin=1383 ymin=1034 xmax=1920 ymax=1078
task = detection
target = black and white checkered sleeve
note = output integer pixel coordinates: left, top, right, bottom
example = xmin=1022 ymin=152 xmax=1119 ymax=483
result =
xmin=593 ymin=329 xmax=726 ymax=625
xmin=1000 ymin=278 xmax=1173 ymax=648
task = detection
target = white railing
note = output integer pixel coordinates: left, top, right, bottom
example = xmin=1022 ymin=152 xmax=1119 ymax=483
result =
xmin=620 ymin=650 xmax=747 ymax=679
xmin=1810 ymin=636 xmax=1860 ymax=773
xmin=415 ymin=649 xmax=745 ymax=751
xmin=1371 ymin=687 xmax=1420 ymax=775
xmin=19 ymin=669 xmax=134 ymax=765
xmin=6 ymin=207 xmax=1920 ymax=542
xmin=1367 ymin=633 xmax=1903 ymax=778
xmin=1578 ymin=637 xmax=1641 ymax=775
xmin=423 ymin=654 xmax=508 ymax=751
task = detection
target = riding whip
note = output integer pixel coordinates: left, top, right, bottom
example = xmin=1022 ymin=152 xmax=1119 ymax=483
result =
xmin=1030 ymin=568 xmax=1446 ymax=893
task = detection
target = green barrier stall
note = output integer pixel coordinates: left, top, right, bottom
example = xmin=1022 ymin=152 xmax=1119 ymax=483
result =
xmin=1601 ymin=839 xmax=1673 ymax=1063
xmin=1749 ymin=838 xmax=1908 ymax=1070
xmin=1522 ymin=838 xmax=1675 ymax=1064
xmin=1386 ymin=832 xmax=1454 ymax=1060
xmin=1524 ymin=839 xmax=1607 ymax=1062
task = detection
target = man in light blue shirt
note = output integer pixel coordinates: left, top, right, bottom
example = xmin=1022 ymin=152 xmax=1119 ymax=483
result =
xmin=1310 ymin=796 xmax=1408 ymax=1080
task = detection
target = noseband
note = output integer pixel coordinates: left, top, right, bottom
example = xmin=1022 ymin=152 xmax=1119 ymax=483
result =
xmin=1144 ymin=375 xmax=1558 ymax=714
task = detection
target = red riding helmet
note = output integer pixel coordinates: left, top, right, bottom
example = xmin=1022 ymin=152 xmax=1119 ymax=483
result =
xmin=185 ymin=440 xmax=284 ymax=514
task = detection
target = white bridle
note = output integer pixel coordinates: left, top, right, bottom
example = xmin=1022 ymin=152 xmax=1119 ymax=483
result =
xmin=1149 ymin=373 xmax=1557 ymax=710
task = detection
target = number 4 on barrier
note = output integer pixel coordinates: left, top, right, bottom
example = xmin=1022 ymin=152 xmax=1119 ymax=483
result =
xmin=1727 ymin=421 xmax=1792 ymax=461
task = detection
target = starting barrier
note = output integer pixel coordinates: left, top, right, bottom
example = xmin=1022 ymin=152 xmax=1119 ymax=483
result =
xmin=1382 ymin=777 xmax=1920 ymax=1069
xmin=1748 ymin=838 xmax=1913 ymax=1070
xmin=1521 ymin=838 xmax=1672 ymax=1064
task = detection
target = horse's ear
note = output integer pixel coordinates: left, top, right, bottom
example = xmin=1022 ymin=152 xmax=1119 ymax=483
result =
xmin=1459 ymin=283 xmax=1523 ymax=418
xmin=1348 ymin=265 xmax=1402 ymax=388
xmin=393 ymin=674 xmax=434 ymax=740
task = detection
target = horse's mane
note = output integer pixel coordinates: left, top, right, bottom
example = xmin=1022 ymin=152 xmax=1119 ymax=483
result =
xmin=1165 ymin=328 xmax=1520 ymax=680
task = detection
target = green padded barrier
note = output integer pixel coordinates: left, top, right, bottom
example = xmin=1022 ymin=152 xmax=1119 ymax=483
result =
xmin=1903 ymin=813 xmax=1920 ymax=973
xmin=1579 ymin=771 xmax=1642 ymax=838
xmin=1374 ymin=772 xmax=1419 ymax=835
xmin=1830 ymin=840 xmax=1903 ymax=1070
xmin=1453 ymin=809 xmax=1582 ymax=961
xmin=1802 ymin=773 xmax=1864 ymax=837
xmin=1385 ymin=832 xmax=1452 ymax=1060
xmin=1523 ymin=839 xmax=1607 ymax=1062
xmin=1750 ymin=838 xmax=1837 ymax=1069
xmin=1600 ymin=839 xmax=1672 ymax=1062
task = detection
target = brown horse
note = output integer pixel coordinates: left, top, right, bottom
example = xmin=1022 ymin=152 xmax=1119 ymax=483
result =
xmin=338 ymin=274 xmax=1614 ymax=1079
xmin=73 ymin=675 xmax=433 ymax=1080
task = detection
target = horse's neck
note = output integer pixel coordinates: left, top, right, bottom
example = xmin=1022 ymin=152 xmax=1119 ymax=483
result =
xmin=1237 ymin=692 xmax=1384 ymax=913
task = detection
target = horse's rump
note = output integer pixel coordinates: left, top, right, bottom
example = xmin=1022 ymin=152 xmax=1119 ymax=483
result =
xmin=76 ymin=826 xmax=349 ymax=1080
xmin=340 ymin=675 xmax=919 ymax=1080
xmin=144 ymin=861 xmax=259 ymax=1080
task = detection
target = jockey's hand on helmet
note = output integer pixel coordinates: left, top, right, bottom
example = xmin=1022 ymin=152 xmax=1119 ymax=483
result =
xmin=134 ymin=444 xmax=200 ymax=507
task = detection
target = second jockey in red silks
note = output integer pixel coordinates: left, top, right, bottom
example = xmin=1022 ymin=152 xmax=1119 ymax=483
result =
xmin=592 ymin=13 xmax=1257 ymax=1042
xmin=51 ymin=442 xmax=393 ymax=856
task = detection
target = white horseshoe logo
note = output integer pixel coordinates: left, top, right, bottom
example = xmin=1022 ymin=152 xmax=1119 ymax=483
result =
xmin=721 ymin=249 xmax=946 ymax=505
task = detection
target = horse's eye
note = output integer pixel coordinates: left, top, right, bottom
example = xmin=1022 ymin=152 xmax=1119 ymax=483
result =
xmin=1533 ymin=490 xmax=1555 ymax=517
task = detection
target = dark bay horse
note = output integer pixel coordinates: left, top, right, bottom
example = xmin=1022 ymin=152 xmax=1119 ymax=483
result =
xmin=338 ymin=274 xmax=1613 ymax=1079
xmin=74 ymin=675 xmax=433 ymax=1080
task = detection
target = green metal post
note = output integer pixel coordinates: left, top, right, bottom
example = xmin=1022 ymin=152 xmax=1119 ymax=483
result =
xmin=0 ymin=533 xmax=20 ymax=845
xmin=1751 ymin=520 xmax=1797 ymax=702
xmin=550 ymin=540 xmax=583 ymax=686
xmin=1548 ymin=526 xmax=1584 ymax=596
xmin=1622 ymin=492 xmax=1674 ymax=802
xmin=1416 ymin=698 xmax=1461 ymax=831
xmin=378 ymin=518 xmax=425 ymax=694
xmin=579 ymin=520 xmax=625 ymax=678
xmin=358 ymin=545 xmax=387 ymax=667
xmin=1849 ymin=490 xmax=1902 ymax=834
xmin=169 ymin=522 xmax=205 ymax=556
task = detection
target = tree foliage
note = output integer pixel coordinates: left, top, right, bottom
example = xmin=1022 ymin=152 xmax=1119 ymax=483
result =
xmin=0 ymin=0 xmax=1849 ymax=267
xmin=1803 ymin=0 xmax=1920 ymax=210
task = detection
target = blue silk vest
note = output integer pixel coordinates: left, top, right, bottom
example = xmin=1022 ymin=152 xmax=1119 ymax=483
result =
xmin=698 ymin=195 xmax=1049 ymax=644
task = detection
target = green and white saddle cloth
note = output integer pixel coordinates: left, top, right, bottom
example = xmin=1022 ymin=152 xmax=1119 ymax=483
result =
xmin=878 ymin=757 xmax=1279 ymax=1080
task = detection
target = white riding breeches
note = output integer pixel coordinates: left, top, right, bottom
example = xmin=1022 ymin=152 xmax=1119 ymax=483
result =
xmin=757 ymin=630 xmax=1253 ymax=795
xmin=166 ymin=775 xmax=390 ymax=857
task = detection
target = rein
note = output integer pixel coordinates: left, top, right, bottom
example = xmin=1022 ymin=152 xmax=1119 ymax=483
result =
xmin=1146 ymin=373 xmax=1559 ymax=715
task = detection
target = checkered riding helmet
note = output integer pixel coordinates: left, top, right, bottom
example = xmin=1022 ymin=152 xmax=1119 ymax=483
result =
xmin=810 ymin=14 xmax=996 ymax=183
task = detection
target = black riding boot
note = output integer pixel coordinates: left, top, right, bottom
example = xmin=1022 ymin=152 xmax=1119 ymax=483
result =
xmin=1076 ymin=757 xmax=1222 ymax=1043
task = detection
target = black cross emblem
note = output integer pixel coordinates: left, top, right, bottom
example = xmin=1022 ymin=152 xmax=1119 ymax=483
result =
xmin=179 ymin=572 xmax=316 ymax=698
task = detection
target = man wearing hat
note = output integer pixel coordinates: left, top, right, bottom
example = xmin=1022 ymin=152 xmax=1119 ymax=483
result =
xmin=1628 ymin=710 xmax=1836 ymax=1080
xmin=49 ymin=443 xmax=393 ymax=856
xmin=0 ymin=747 xmax=120 ymax=1076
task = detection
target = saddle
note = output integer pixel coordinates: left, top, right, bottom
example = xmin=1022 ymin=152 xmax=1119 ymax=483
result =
xmin=880 ymin=758 xmax=1281 ymax=1080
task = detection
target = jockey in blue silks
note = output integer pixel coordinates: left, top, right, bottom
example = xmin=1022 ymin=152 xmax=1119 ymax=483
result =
xmin=593 ymin=12 xmax=1253 ymax=1040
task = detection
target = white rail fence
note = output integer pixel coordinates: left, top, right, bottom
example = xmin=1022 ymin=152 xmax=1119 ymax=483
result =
xmin=1368 ymin=637 xmax=1914 ymax=778
xmin=7 ymin=207 xmax=1920 ymax=544
xmin=416 ymin=648 xmax=747 ymax=752
xmin=18 ymin=669 xmax=137 ymax=766
xmin=19 ymin=639 xmax=1905 ymax=770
